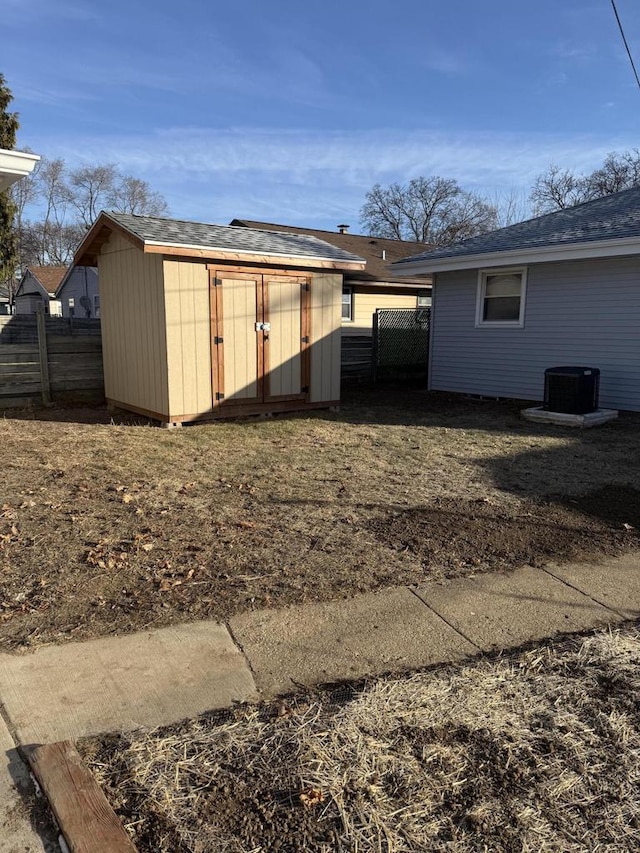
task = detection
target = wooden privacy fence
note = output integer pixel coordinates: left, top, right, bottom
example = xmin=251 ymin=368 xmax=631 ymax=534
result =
xmin=0 ymin=310 xmax=104 ymax=408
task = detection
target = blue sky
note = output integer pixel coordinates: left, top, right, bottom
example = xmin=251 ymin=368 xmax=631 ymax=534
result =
xmin=4 ymin=0 xmax=640 ymax=230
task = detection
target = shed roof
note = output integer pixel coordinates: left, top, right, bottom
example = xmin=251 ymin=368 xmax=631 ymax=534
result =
xmin=75 ymin=212 xmax=366 ymax=270
xmin=230 ymin=219 xmax=431 ymax=286
xmin=394 ymin=186 xmax=640 ymax=273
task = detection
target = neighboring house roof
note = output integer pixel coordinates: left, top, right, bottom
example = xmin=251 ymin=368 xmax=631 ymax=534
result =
xmin=394 ymin=186 xmax=640 ymax=274
xmin=75 ymin=212 xmax=366 ymax=271
xmin=15 ymin=266 xmax=67 ymax=299
xmin=230 ymin=219 xmax=431 ymax=286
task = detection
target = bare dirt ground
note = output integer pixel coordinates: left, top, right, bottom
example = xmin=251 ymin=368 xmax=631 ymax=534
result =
xmin=80 ymin=623 xmax=640 ymax=852
xmin=2 ymin=387 xmax=640 ymax=651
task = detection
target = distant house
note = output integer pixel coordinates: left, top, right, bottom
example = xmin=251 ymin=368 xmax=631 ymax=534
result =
xmin=393 ymin=186 xmax=640 ymax=412
xmin=13 ymin=265 xmax=99 ymax=318
xmin=230 ymin=220 xmax=432 ymax=337
xmin=57 ymin=266 xmax=99 ymax=318
xmin=14 ymin=266 xmax=65 ymax=316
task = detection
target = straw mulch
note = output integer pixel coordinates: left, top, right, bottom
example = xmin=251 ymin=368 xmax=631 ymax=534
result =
xmin=81 ymin=624 xmax=640 ymax=852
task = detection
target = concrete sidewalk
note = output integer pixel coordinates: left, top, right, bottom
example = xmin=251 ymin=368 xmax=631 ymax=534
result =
xmin=1 ymin=551 xmax=639 ymax=847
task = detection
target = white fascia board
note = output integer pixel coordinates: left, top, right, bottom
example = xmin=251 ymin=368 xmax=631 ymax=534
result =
xmin=392 ymin=235 xmax=640 ymax=274
xmin=0 ymin=149 xmax=40 ymax=191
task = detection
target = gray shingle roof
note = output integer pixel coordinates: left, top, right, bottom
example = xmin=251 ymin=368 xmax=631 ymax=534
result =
xmin=230 ymin=219 xmax=430 ymax=283
xmin=106 ymin=212 xmax=365 ymax=264
xmin=395 ymin=186 xmax=640 ymax=265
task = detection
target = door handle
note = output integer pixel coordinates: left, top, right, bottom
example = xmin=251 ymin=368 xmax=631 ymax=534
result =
xmin=254 ymin=322 xmax=272 ymax=332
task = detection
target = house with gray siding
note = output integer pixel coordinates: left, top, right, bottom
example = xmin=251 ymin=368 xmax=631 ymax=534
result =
xmin=14 ymin=266 xmax=65 ymax=315
xmin=14 ymin=265 xmax=99 ymax=318
xmin=393 ymin=187 xmax=640 ymax=412
xmin=56 ymin=266 xmax=99 ymax=318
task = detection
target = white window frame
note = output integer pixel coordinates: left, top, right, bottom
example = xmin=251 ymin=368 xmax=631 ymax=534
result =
xmin=475 ymin=267 xmax=527 ymax=328
xmin=341 ymin=285 xmax=353 ymax=322
xmin=417 ymin=289 xmax=430 ymax=308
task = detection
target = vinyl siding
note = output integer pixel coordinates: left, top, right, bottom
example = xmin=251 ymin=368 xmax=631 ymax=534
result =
xmin=341 ymin=286 xmax=424 ymax=336
xmin=58 ymin=268 xmax=99 ymax=318
xmin=99 ymin=233 xmax=168 ymax=416
xmin=163 ymin=259 xmax=211 ymax=418
xmin=310 ymin=272 xmax=341 ymax=402
xmin=430 ymin=256 xmax=640 ymax=411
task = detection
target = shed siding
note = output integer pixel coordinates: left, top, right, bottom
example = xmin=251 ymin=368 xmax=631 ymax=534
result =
xmin=310 ymin=272 xmax=341 ymax=402
xmin=99 ymin=233 xmax=168 ymax=415
xmin=163 ymin=260 xmax=211 ymax=418
xmin=342 ymin=287 xmax=421 ymax=336
xmin=431 ymin=256 xmax=640 ymax=411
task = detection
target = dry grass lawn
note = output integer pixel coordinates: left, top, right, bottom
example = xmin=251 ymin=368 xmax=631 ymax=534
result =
xmin=80 ymin=623 xmax=640 ymax=852
xmin=2 ymin=387 xmax=640 ymax=650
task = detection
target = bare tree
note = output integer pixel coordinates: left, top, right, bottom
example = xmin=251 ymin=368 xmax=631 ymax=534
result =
xmin=23 ymin=220 xmax=84 ymax=266
xmin=492 ymin=188 xmax=531 ymax=228
xmin=109 ymin=175 xmax=168 ymax=217
xmin=588 ymin=150 xmax=640 ymax=197
xmin=14 ymin=157 xmax=170 ymax=268
xmin=69 ymin=163 xmax=118 ymax=229
xmin=529 ymin=165 xmax=590 ymax=215
xmin=530 ymin=150 xmax=640 ymax=215
xmin=360 ymin=177 xmax=498 ymax=247
xmin=32 ymin=158 xmax=73 ymax=266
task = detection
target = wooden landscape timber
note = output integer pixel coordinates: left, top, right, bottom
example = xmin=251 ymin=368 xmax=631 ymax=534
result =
xmin=26 ymin=740 xmax=138 ymax=853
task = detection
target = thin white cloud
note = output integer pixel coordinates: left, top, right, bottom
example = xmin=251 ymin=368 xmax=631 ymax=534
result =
xmin=23 ymin=127 xmax=640 ymax=228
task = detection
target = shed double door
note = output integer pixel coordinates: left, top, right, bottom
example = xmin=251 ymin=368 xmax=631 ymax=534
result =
xmin=210 ymin=270 xmax=311 ymax=408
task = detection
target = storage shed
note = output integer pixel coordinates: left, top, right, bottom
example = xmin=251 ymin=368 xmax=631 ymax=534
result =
xmin=74 ymin=212 xmax=366 ymax=424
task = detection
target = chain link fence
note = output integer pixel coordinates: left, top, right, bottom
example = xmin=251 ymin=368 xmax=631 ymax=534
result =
xmin=372 ymin=307 xmax=430 ymax=382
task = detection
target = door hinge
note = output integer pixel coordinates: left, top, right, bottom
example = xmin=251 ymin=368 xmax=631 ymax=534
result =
xmin=216 ymin=392 xmax=225 ymax=401
xmin=214 ymin=336 xmax=223 ymax=345
xmin=302 ymin=385 xmax=309 ymax=393
xmin=213 ymin=277 xmax=222 ymax=286
xmin=301 ymin=335 xmax=309 ymax=344
xmin=303 ymin=282 xmax=310 ymax=291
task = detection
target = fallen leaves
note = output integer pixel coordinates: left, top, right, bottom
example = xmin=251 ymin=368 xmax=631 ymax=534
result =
xmin=299 ymin=787 xmax=325 ymax=808
xmin=85 ymin=540 xmax=129 ymax=571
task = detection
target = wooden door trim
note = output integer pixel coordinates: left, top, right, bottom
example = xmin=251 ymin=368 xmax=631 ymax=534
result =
xmin=211 ymin=270 xmax=262 ymax=408
xmin=209 ymin=270 xmax=224 ymax=407
xmin=263 ymin=275 xmax=311 ymax=404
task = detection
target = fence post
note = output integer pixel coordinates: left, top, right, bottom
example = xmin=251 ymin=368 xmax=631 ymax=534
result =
xmin=36 ymin=304 xmax=52 ymax=405
xmin=372 ymin=310 xmax=379 ymax=383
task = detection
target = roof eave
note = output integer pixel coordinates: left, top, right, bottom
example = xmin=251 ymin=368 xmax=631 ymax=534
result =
xmin=142 ymin=241 xmax=366 ymax=271
xmin=0 ymin=149 xmax=40 ymax=192
xmin=74 ymin=212 xmax=144 ymax=266
xmin=392 ymin=235 xmax=640 ymax=274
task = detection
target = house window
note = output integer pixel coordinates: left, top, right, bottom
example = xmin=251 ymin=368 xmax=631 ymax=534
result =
xmin=476 ymin=268 xmax=526 ymax=327
xmin=94 ymin=295 xmax=100 ymax=318
xmin=417 ymin=290 xmax=430 ymax=308
xmin=341 ymin=286 xmax=353 ymax=322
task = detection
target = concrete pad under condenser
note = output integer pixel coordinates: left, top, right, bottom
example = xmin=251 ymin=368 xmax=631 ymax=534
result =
xmin=521 ymin=406 xmax=618 ymax=428
xmin=544 ymin=552 xmax=640 ymax=621
xmin=0 ymin=622 xmax=258 ymax=745
xmin=229 ymin=587 xmax=477 ymax=696
xmin=414 ymin=566 xmax=620 ymax=651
